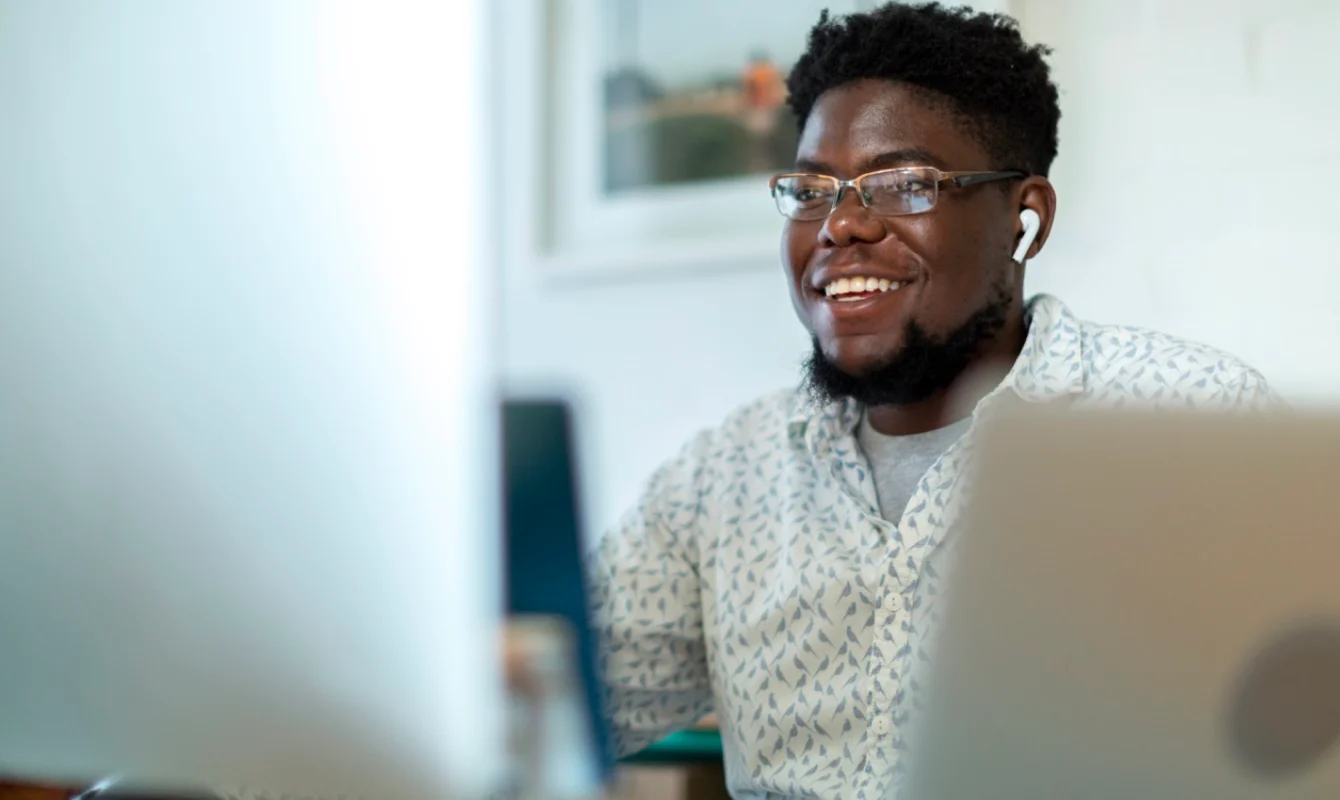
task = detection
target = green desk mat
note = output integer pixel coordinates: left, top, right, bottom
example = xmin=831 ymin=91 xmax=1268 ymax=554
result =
xmin=622 ymin=728 xmax=724 ymax=764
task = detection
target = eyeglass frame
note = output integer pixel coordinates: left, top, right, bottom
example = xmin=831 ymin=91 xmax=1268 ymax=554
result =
xmin=768 ymin=166 xmax=1027 ymax=221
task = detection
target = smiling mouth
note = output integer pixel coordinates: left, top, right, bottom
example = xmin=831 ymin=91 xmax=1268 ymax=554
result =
xmin=820 ymin=275 xmax=909 ymax=302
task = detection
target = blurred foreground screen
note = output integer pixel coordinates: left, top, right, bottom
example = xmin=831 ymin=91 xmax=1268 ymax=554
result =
xmin=0 ymin=2 xmax=501 ymax=797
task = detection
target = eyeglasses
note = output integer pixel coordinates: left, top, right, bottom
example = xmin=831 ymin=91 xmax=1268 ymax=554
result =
xmin=768 ymin=166 xmax=1026 ymax=221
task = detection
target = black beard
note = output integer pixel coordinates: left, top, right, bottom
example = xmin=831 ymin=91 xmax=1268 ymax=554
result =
xmin=802 ymin=284 xmax=1016 ymax=407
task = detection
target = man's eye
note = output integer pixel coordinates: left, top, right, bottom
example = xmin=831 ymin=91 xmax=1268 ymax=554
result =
xmin=896 ymin=179 xmax=934 ymax=193
xmin=789 ymin=186 xmax=830 ymax=205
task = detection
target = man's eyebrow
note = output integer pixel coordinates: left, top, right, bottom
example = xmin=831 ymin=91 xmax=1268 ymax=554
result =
xmin=792 ymin=148 xmax=949 ymax=176
xmin=793 ymin=157 xmax=831 ymax=173
xmin=865 ymin=148 xmax=948 ymax=171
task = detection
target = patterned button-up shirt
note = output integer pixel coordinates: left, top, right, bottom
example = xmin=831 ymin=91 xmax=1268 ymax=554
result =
xmin=589 ymin=294 xmax=1277 ymax=800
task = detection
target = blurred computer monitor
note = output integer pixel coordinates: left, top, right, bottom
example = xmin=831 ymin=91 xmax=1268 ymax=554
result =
xmin=0 ymin=2 xmax=499 ymax=797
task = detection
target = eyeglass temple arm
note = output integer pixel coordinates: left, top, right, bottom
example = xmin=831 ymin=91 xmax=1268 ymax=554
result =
xmin=945 ymin=170 xmax=1027 ymax=188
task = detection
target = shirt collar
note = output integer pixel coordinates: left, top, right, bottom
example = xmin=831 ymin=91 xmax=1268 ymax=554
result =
xmin=788 ymin=293 xmax=1086 ymax=444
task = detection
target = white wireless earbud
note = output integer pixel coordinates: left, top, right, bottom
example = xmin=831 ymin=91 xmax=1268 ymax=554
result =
xmin=1012 ymin=208 xmax=1041 ymax=264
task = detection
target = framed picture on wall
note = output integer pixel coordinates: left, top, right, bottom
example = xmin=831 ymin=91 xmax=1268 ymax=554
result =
xmin=502 ymin=0 xmax=1018 ymax=280
xmin=504 ymin=0 xmax=877 ymax=280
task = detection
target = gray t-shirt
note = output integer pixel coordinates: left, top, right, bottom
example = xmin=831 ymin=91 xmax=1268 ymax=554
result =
xmin=857 ymin=412 xmax=971 ymax=522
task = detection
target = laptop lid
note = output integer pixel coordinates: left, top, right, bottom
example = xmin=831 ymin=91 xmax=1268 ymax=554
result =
xmin=911 ymin=406 xmax=1340 ymax=800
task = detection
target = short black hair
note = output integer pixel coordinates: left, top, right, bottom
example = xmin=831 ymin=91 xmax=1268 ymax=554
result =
xmin=787 ymin=2 xmax=1060 ymax=176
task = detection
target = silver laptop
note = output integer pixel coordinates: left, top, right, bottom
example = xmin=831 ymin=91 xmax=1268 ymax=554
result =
xmin=910 ymin=406 xmax=1340 ymax=799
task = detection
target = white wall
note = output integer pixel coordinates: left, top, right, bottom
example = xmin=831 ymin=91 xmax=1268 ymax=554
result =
xmin=500 ymin=0 xmax=1340 ymax=533
xmin=1021 ymin=0 xmax=1340 ymax=399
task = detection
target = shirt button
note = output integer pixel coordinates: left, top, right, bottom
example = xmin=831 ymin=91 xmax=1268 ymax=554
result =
xmin=883 ymin=593 xmax=903 ymax=612
xmin=871 ymin=715 xmax=893 ymax=736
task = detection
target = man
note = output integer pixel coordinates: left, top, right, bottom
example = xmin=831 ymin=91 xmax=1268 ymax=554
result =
xmin=590 ymin=4 xmax=1275 ymax=800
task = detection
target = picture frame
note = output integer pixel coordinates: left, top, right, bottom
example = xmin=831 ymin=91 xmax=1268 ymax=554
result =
xmin=499 ymin=0 xmax=1019 ymax=282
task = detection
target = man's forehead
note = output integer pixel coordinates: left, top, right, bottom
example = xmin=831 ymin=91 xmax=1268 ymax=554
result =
xmin=796 ymin=81 xmax=977 ymax=171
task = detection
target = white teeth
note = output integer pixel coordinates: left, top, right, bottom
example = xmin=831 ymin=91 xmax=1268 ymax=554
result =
xmin=823 ymin=276 xmax=909 ymax=298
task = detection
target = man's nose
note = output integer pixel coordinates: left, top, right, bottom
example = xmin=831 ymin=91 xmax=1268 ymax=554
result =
xmin=820 ymin=188 xmax=883 ymax=246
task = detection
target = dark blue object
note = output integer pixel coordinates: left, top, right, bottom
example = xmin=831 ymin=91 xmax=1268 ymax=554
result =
xmin=502 ymin=400 xmax=614 ymax=781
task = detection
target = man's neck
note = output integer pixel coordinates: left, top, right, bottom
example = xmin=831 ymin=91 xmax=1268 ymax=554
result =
xmin=865 ymin=306 xmax=1028 ymax=437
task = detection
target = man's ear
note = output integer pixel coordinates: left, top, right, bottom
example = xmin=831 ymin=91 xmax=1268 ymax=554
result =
xmin=1014 ymin=176 xmax=1057 ymax=262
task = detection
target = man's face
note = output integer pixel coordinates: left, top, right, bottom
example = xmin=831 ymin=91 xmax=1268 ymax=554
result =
xmin=784 ymin=79 xmax=1021 ymax=380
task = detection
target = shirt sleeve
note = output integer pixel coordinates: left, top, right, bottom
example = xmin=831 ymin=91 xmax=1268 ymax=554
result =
xmin=1232 ymin=368 xmax=1287 ymax=411
xmin=587 ymin=431 xmax=716 ymax=758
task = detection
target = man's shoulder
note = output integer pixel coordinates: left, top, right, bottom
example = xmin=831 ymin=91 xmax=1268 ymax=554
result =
xmin=700 ymin=387 xmax=808 ymax=449
xmin=658 ymin=387 xmax=815 ymax=474
xmin=630 ymin=388 xmax=806 ymax=512
xmin=1073 ymin=315 xmax=1270 ymax=407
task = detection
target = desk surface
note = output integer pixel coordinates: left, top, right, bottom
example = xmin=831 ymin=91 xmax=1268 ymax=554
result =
xmin=0 ymin=781 xmax=70 ymax=800
xmin=2 ymin=721 xmax=728 ymax=797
